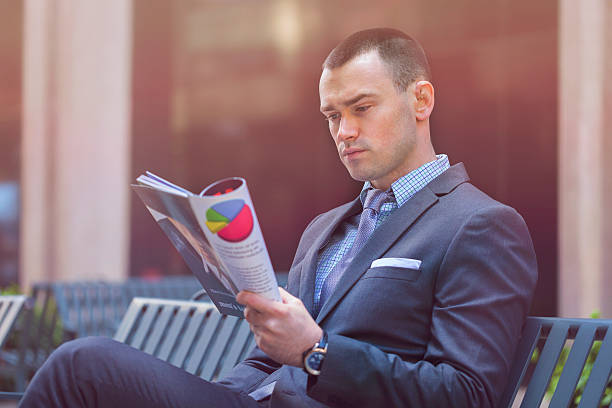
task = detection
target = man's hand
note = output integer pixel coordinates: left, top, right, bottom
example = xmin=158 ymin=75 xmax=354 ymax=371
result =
xmin=237 ymin=287 xmax=323 ymax=367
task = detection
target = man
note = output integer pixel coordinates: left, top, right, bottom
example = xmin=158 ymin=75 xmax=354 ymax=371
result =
xmin=20 ymin=28 xmax=537 ymax=407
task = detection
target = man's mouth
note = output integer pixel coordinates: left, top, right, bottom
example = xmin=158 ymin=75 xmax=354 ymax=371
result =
xmin=342 ymin=147 xmax=366 ymax=159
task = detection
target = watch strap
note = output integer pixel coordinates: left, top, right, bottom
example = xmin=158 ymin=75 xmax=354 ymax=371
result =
xmin=318 ymin=331 xmax=328 ymax=349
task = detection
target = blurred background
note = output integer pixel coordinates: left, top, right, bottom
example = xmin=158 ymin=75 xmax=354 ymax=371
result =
xmin=1 ymin=0 xmax=610 ymax=318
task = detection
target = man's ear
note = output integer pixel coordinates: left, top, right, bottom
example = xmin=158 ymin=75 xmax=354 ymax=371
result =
xmin=413 ymin=81 xmax=434 ymax=121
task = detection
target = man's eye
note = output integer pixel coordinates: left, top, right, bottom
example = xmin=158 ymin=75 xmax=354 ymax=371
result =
xmin=326 ymin=113 xmax=340 ymax=122
xmin=355 ymin=105 xmax=371 ymax=113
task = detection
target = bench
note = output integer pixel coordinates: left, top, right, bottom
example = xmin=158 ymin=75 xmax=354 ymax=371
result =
xmin=499 ymin=316 xmax=612 ymax=407
xmin=114 ymin=297 xmax=254 ymax=381
xmin=49 ymin=276 xmax=204 ymax=337
xmin=1 ymin=277 xmax=203 ymax=392
xmin=4 ymin=311 xmax=611 ymax=405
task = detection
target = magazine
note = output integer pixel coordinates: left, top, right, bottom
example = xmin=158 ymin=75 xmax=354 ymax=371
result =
xmin=132 ymin=172 xmax=280 ymax=317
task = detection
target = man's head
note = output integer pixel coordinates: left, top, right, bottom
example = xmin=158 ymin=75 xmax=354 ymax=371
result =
xmin=319 ymin=28 xmax=436 ymax=190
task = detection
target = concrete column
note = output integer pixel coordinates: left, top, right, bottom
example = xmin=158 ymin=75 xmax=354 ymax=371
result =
xmin=558 ymin=0 xmax=612 ymax=318
xmin=20 ymin=0 xmax=132 ymax=288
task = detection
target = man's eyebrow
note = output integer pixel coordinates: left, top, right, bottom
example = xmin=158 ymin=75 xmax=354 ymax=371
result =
xmin=320 ymin=93 xmax=376 ymax=112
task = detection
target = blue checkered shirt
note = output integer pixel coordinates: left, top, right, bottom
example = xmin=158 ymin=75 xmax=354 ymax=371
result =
xmin=313 ymin=154 xmax=451 ymax=310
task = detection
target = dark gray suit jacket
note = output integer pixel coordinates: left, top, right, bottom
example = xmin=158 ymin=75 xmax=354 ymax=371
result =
xmin=219 ymin=163 xmax=538 ymax=407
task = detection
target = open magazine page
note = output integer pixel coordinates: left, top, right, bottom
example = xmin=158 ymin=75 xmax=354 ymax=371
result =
xmin=132 ymin=175 xmax=280 ymax=316
xmin=133 ymin=185 xmax=245 ymax=316
xmin=190 ymin=177 xmax=280 ymax=302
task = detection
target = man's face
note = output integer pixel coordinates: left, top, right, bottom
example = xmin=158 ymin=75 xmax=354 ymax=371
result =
xmin=319 ymin=51 xmax=418 ymax=190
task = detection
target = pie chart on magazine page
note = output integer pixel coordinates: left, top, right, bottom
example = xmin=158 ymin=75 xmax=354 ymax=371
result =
xmin=205 ymin=199 xmax=254 ymax=243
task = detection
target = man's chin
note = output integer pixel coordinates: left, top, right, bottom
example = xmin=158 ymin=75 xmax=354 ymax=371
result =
xmin=345 ymin=168 xmax=374 ymax=184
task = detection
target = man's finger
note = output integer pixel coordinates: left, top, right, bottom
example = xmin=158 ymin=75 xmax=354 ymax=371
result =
xmin=279 ymin=287 xmax=291 ymax=301
xmin=278 ymin=287 xmax=301 ymax=306
xmin=244 ymin=306 xmax=268 ymax=327
xmin=237 ymin=291 xmax=267 ymax=312
xmin=236 ymin=290 xmax=253 ymax=306
xmin=243 ymin=305 xmax=258 ymax=322
xmin=239 ymin=291 xmax=280 ymax=314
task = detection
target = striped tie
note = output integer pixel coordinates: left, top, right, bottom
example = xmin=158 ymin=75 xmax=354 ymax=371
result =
xmin=316 ymin=188 xmax=389 ymax=315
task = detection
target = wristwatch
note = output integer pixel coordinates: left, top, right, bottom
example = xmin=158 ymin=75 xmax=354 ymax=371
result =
xmin=302 ymin=331 xmax=328 ymax=376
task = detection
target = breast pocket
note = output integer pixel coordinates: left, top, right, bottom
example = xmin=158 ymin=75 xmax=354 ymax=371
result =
xmin=361 ymin=266 xmax=421 ymax=282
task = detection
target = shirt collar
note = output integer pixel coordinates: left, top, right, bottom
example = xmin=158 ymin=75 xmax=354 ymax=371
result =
xmin=359 ymin=154 xmax=450 ymax=208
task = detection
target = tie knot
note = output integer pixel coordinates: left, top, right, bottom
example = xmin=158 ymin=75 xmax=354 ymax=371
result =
xmin=363 ymin=188 xmax=388 ymax=212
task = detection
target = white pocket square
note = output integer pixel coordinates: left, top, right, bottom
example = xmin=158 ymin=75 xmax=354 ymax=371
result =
xmin=370 ymin=257 xmax=422 ymax=269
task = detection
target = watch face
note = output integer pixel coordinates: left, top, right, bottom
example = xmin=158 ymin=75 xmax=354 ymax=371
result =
xmin=307 ymin=351 xmax=325 ymax=371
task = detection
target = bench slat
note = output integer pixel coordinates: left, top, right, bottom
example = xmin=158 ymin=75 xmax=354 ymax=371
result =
xmin=197 ymin=317 xmax=238 ymax=380
xmin=578 ymin=326 xmax=612 ymax=408
xmin=144 ymin=305 xmax=175 ymax=355
xmin=170 ymin=309 xmax=212 ymax=368
xmin=549 ymin=324 xmax=597 ymax=406
xmin=183 ymin=312 xmax=223 ymax=375
xmin=131 ymin=304 xmax=160 ymax=349
xmin=217 ymin=320 xmax=253 ymax=379
xmin=521 ymin=321 xmax=570 ymax=407
xmin=158 ymin=306 xmax=192 ymax=361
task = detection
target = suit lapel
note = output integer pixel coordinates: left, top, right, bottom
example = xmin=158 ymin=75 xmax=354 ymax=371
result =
xmin=315 ymin=163 xmax=471 ymax=324
xmin=298 ymin=198 xmax=362 ymax=314
xmin=315 ymin=188 xmax=438 ymax=323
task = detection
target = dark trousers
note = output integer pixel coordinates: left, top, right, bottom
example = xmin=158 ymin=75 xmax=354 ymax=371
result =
xmin=19 ymin=337 xmax=266 ymax=408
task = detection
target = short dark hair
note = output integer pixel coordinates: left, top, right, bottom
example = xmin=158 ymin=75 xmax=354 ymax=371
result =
xmin=323 ymin=28 xmax=432 ymax=92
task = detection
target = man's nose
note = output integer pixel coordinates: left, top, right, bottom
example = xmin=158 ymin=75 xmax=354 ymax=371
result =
xmin=337 ymin=115 xmax=358 ymax=141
